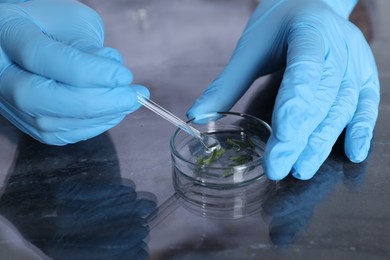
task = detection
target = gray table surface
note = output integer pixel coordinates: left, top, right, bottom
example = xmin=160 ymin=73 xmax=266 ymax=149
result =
xmin=0 ymin=0 xmax=389 ymax=259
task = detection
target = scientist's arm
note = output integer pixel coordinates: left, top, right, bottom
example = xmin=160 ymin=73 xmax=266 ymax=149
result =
xmin=187 ymin=0 xmax=379 ymax=180
xmin=0 ymin=0 xmax=149 ymax=145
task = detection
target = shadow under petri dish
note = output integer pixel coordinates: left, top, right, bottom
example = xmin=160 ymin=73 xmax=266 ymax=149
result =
xmin=170 ymin=112 xmax=274 ymax=219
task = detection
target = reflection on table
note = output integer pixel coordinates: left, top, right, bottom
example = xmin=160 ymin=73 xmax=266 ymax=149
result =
xmin=0 ymin=134 xmax=157 ymax=260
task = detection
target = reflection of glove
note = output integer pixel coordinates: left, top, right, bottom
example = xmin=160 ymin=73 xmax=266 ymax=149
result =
xmin=187 ymin=0 xmax=379 ymax=180
xmin=262 ymin=161 xmax=343 ymax=246
xmin=262 ymin=153 xmax=367 ymax=246
xmin=52 ymin=177 xmax=156 ymax=260
xmin=0 ymin=0 xmax=149 ymax=145
xmin=0 ymin=133 xmax=156 ymax=259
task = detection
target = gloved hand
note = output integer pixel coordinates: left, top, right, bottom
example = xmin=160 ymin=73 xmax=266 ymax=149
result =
xmin=187 ymin=0 xmax=380 ymax=180
xmin=0 ymin=0 xmax=149 ymax=145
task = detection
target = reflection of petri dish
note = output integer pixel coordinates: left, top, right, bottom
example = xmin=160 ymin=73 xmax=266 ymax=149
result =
xmin=170 ymin=112 xmax=272 ymax=188
xmin=172 ymin=168 xmax=276 ymax=219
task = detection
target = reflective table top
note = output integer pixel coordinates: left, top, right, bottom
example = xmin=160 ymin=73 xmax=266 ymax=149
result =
xmin=0 ymin=0 xmax=389 ymax=259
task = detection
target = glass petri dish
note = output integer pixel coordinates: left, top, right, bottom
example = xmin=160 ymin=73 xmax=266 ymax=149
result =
xmin=170 ymin=112 xmax=272 ymax=188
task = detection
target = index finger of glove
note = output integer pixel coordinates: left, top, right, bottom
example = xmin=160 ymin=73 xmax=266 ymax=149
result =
xmin=0 ymin=13 xmax=132 ymax=87
xmin=18 ymin=0 xmax=105 ymax=51
xmin=187 ymin=14 xmax=286 ymax=120
xmin=0 ymin=65 xmax=144 ymax=119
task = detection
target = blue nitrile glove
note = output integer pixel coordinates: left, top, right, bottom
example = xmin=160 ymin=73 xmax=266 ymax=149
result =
xmin=187 ymin=0 xmax=380 ymax=180
xmin=0 ymin=0 xmax=149 ymax=145
xmin=0 ymin=0 xmax=27 ymax=3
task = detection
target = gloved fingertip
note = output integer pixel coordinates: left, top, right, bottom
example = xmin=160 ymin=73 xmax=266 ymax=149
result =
xmin=128 ymin=85 xmax=150 ymax=112
xmin=38 ymin=131 xmax=73 ymax=146
xmin=87 ymin=47 xmax=125 ymax=63
xmin=186 ymin=98 xmax=207 ymax=121
xmin=291 ymin=168 xmax=315 ymax=180
xmin=263 ymin=158 xmax=289 ymax=181
xmin=114 ymin=66 xmax=133 ymax=85
xmin=264 ymin=170 xmax=289 ymax=181
xmin=192 ymin=112 xmax=222 ymax=125
xmin=345 ymin=127 xmax=372 ymax=163
xmin=186 ymin=80 xmax=237 ymax=121
xmin=345 ymin=138 xmax=370 ymax=163
xmin=264 ymin=172 xmax=285 ymax=181
xmin=291 ymin=146 xmax=321 ymax=180
xmin=186 ymin=108 xmax=195 ymax=121
xmin=131 ymin=85 xmax=150 ymax=98
xmin=262 ymin=139 xmax=296 ymax=180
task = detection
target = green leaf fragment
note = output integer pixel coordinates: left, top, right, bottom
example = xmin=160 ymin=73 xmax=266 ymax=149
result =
xmin=215 ymin=147 xmax=226 ymax=157
xmin=230 ymin=155 xmax=253 ymax=165
xmin=196 ymin=147 xmax=226 ymax=166
xmin=226 ymin=138 xmax=254 ymax=150
xmin=195 ymin=136 xmax=256 ymax=178
xmin=203 ymin=149 xmax=217 ymax=165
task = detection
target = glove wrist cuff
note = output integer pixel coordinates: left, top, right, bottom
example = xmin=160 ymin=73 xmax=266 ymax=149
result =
xmin=320 ymin=0 xmax=358 ymax=19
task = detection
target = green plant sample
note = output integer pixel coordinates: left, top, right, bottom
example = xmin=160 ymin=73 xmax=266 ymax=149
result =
xmin=196 ymin=137 xmax=255 ymax=167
